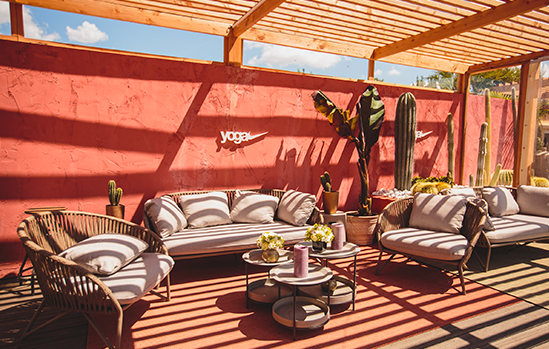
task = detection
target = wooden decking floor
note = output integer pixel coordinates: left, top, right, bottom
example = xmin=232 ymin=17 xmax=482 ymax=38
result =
xmin=0 ymin=279 xmax=88 ymax=349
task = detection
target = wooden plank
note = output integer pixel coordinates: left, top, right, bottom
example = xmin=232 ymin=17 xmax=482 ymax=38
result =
xmin=231 ymin=0 xmax=286 ymax=37
xmin=373 ymin=0 xmax=549 ymax=60
xmin=516 ymin=61 xmax=541 ymax=186
xmin=469 ymin=49 xmax=549 ymax=74
xmin=9 ymin=3 xmax=24 ymax=38
xmin=10 ymin=0 xmax=230 ymax=35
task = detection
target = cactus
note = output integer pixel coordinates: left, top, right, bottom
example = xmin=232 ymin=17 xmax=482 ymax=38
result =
xmin=484 ymin=89 xmax=492 ymax=178
xmin=436 ymin=182 xmax=452 ymax=192
xmin=320 ymin=171 xmax=332 ymax=192
xmin=512 ymin=87 xmax=518 ymax=144
xmin=476 ymin=123 xmax=488 ymax=186
xmin=498 ymin=169 xmax=514 ymax=186
xmin=108 ymin=180 xmax=123 ymax=205
xmin=469 ymin=174 xmax=474 ymax=187
xmin=447 ymin=113 xmax=455 ymax=179
xmin=532 ymin=176 xmax=549 ymax=187
xmin=411 ymin=182 xmax=439 ymax=195
xmin=394 ymin=92 xmax=417 ymax=190
xmin=489 ymin=164 xmax=502 ymax=186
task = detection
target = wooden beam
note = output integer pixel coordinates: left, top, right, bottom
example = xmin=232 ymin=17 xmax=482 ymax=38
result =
xmin=373 ymin=0 xmax=549 ymax=60
xmin=241 ymin=28 xmax=470 ymax=73
xmin=468 ymin=49 xmax=549 ymax=74
xmin=368 ymin=59 xmax=375 ymax=81
xmin=10 ymin=3 xmax=24 ymax=38
xmin=231 ymin=0 xmax=286 ymax=38
xmin=458 ymin=72 xmax=471 ymax=185
xmin=9 ymin=0 xmax=230 ymax=36
xmin=515 ymin=61 xmax=542 ymax=186
xmin=224 ymin=35 xmax=243 ymax=66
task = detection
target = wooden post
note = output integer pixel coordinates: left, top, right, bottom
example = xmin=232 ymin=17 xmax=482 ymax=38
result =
xmin=368 ymin=59 xmax=375 ymax=81
xmin=515 ymin=61 xmax=541 ymax=186
xmin=224 ymin=31 xmax=243 ymax=67
xmin=10 ymin=3 xmax=24 ymax=38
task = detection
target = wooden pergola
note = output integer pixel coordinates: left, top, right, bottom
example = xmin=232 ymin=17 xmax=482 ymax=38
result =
xmin=6 ymin=0 xmax=549 ymax=184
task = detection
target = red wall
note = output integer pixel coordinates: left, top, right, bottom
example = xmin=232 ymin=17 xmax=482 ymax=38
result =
xmin=0 ymin=38 xmax=513 ymax=263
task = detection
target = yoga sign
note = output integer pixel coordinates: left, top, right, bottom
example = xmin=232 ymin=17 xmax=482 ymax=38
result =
xmin=220 ymin=131 xmax=268 ymax=145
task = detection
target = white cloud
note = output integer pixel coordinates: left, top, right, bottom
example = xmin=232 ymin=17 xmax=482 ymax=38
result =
xmin=0 ymin=2 xmax=9 ymax=25
xmin=388 ymin=66 xmax=401 ymax=76
xmin=375 ymin=69 xmax=383 ymax=76
xmin=23 ymin=7 xmax=60 ymax=41
xmin=66 ymin=21 xmax=108 ymax=44
xmin=246 ymin=43 xmax=341 ymax=70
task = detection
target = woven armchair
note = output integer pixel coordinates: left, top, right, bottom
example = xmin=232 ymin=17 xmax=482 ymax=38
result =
xmin=375 ymin=197 xmax=486 ymax=295
xmin=17 ymin=211 xmax=174 ymax=349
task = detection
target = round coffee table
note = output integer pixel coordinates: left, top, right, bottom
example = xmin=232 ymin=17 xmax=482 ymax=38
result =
xmin=271 ymin=263 xmax=333 ymax=340
xmin=296 ymin=241 xmax=360 ymax=310
xmin=242 ymin=249 xmax=293 ymax=308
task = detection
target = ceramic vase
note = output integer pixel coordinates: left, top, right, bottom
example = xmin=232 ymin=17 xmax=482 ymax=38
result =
xmin=262 ymin=248 xmax=279 ymax=263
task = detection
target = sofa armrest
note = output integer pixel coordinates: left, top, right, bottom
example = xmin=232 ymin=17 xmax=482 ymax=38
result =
xmin=376 ymin=197 xmax=414 ymax=241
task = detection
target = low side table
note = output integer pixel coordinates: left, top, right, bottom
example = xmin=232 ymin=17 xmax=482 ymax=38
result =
xmin=296 ymin=241 xmax=360 ymax=310
xmin=321 ymin=210 xmax=346 ymax=227
xmin=242 ymin=249 xmax=293 ymax=308
xmin=271 ymin=263 xmax=333 ymax=340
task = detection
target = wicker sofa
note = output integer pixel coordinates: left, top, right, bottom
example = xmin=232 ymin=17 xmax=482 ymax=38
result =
xmin=143 ymin=189 xmax=322 ymax=259
xmin=375 ymin=193 xmax=486 ymax=294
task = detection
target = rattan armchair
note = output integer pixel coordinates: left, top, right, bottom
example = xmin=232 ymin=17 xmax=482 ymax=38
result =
xmin=17 ymin=210 xmax=174 ymax=349
xmin=375 ymin=197 xmax=486 ymax=295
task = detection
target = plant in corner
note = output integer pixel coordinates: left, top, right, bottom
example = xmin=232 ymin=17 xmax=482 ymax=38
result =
xmin=106 ymin=180 xmax=124 ymax=219
xmin=312 ymin=85 xmax=385 ymax=245
xmin=320 ymin=171 xmax=339 ymax=214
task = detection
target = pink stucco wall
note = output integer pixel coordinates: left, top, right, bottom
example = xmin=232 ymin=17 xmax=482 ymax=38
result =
xmin=0 ymin=38 xmax=514 ymax=264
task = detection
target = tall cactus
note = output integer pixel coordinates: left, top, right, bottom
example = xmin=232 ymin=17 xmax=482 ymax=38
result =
xmin=108 ymin=180 xmax=123 ymax=205
xmin=484 ymin=89 xmax=492 ymax=178
xmin=476 ymin=122 xmax=488 ymax=186
xmin=394 ymin=92 xmax=417 ymax=190
xmin=512 ymin=87 xmax=518 ymax=143
xmin=447 ymin=113 xmax=455 ymax=179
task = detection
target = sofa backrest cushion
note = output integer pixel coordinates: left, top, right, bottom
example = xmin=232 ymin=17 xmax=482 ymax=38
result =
xmin=145 ymin=196 xmax=187 ymax=238
xmin=445 ymin=187 xmax=477 ymax=197
xmin=276 ymin=190 xmax=316 ymax=226
xmin=482 ymin=186 xmax=520 ymax=217
xmin=230 ymin=190 xmax=280 ymax=224
xmin=444 ymin=187 xmax=494 ymax=231
xmin=59 ymin=234 xmax=149 ymax=275
xmin=409 ymin=193 xmax=467 ymax=234
xmin=179 ymin=191 xmax=232 ymax=228
xmin=517 ymin=185 xmax=549 ymax=217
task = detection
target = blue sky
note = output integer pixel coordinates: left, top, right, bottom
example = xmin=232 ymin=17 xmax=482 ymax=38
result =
xmin=0 ymin=3 xmax=437 ymax=85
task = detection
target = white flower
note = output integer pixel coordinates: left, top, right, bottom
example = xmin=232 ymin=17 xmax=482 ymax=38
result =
xmin=304 ymin=224 xmax=334 ymax=243
xmin=257 ymin=232 xmax=284 ymax=250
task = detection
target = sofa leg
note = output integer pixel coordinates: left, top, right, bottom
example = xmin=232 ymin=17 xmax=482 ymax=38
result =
xmin=458 ymin=265 xmax=466 ymax=295
xmin=375 ymin=252 xmax=395 ymax=275
xmin=484 ymin=246 xmax=491 ymax=272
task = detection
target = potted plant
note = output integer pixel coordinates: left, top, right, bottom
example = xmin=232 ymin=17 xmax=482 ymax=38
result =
xmin=106 ymin=180 xmax=124 ymax=219
xmin=304 ymin=223 xmax=334 ymax=252
xmin=257 ymin=231 xmax=284 ymax=262
xmin=312 ymin=85 xmax=385 ymax=245
xmin=320 ymin=171 xmax=339 ymax=214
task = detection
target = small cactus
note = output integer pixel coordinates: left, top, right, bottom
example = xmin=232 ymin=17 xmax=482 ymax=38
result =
xmin=411 ymin=182 xmax=439 ymax=195
xmin=476 ymin=123 xmax=488 ymax=186
xmin=108 ymin=180 xmax=123 ymax=206
xmin=320 ymin=171 xmax=333 ymax=192
xmin=447 ymin=113 xmax=455 ymax=179
xmin=532 ymin=176 xmax=549 ymax=187
xmin=489 ymin=164 xmax=502 ymax=186
xmin=498 ymin=169 xmax=514 ymax=186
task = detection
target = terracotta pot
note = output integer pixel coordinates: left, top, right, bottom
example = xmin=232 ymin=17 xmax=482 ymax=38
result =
xmin=345 ymin=212 xmax=378 ymax=246
xmin=106 ymin=204 xmax=125 ymax=219
xmin=370 ymin=195 xmax=398 ymax=214
xmin=322 ymin=191 xmax=339 ymax=214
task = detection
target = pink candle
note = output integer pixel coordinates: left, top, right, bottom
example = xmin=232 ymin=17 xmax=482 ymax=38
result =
xmin=293 ymin=245 xmax=308 ymax=278
xmin=331 ymin=223 xmax=345 ymax=250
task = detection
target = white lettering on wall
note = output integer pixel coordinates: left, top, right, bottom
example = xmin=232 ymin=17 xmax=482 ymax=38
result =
xmin=220 ymin=131 xmax=268 ymax=145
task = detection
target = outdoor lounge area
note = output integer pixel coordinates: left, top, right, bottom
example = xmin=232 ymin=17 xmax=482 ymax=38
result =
xmin=3 ymin=0 xmax=549 ymax=348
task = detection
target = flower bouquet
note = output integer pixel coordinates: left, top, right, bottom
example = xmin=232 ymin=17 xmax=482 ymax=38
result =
xmin=257 ymin=232 xmax=284 ymax=262
xmin=304 ymin=223 xmax=334 ymax=252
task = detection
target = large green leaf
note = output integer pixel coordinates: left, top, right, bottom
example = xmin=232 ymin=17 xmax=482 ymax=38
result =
xmin=357 ymin=85 xmax=385 ymax=164
xmin=312 ymin=90 xmax=358 ymax=139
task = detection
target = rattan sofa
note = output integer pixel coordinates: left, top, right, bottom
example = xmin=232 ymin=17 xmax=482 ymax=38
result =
xmin=375 ymin=194 xmax=486 ymax=295
xmin=17 ymin=210 xmax=174 ymax=349
xmin=143 ymin=188 xmax=322 ymax=259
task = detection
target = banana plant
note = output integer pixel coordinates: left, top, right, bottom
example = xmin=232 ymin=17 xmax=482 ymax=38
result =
xmin=312 ymin=85 xmax=385 ymax=215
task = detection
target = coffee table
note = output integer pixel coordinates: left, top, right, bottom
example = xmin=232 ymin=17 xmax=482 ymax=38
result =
xmin=271 ymin=263 xmax=333 ymax=340
xmin=296 ymin=241 xmax=360 ymax=310
xmin=242 ymin=249 xmax=293 ymax=308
